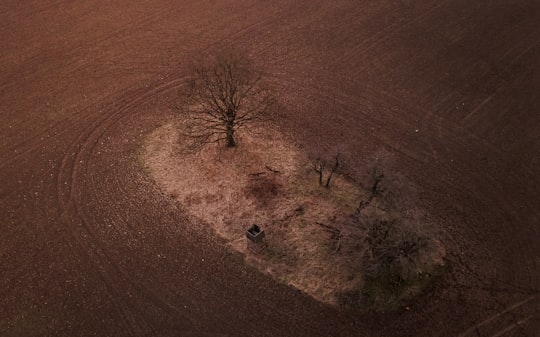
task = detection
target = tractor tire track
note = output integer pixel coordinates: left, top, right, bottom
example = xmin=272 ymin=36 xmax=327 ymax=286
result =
xmin=55 ymin=77 xmax=193 ymax=335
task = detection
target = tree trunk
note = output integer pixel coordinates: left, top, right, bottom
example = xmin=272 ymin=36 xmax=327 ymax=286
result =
xmin=226 ymin=121 xmax=236 ymax=147
xmin=325 ymin=155 xmax=340 ymax=188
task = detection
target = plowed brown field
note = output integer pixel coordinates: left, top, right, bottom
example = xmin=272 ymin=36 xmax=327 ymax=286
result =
xmin=1 ymin=1 xmax=539 ymax=336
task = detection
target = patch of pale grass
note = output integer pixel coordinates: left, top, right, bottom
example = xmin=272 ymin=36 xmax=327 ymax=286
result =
xmin=142 ymin=121 xmax=365 ymax=304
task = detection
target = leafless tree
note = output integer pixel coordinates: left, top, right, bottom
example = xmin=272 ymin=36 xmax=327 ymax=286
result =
xmin=177 ymin=52 xmax=274 ymax=148
xmin=312 ymin=153 xmax=341 ymax=188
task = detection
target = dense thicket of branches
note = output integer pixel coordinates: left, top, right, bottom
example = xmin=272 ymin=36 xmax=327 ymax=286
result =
xmin=178 ymin=52 xmax=274 ymax=148
xmin=332 ymin=161 xmax=443 ymax=309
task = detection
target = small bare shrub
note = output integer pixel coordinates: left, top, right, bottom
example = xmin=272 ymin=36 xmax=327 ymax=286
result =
xmin=312 ymin=153 xmax=342 ymax=188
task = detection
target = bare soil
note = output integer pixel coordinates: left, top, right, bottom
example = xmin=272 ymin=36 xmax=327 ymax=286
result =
xmin=1 ymin=1 xmax=539 ymax=336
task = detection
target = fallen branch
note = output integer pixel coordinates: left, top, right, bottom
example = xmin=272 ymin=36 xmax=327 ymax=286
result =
xmin=265 ymin=165 xmax=280 ymax=173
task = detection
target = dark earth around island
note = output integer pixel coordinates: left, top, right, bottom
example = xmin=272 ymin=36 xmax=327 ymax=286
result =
xmin=1 ymin=1 xmax=539 ymax=336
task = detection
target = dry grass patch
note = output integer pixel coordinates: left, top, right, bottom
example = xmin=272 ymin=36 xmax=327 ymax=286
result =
xmin=143 ymin=121 xmax=367 ymax=304
xmin=142 ymin=121 xmax=445 ymax=308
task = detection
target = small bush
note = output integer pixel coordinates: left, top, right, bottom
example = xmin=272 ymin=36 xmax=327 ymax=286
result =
xmin=336 ymin=160 xmax=445 ymax=311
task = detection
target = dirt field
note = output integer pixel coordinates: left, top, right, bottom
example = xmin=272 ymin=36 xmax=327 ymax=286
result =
xmin=1 ymin=1 xmax=539 ymax=336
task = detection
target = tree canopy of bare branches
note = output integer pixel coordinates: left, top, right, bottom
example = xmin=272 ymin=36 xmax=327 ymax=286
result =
xmin=177 ymin=52 xmax=274 ymax=148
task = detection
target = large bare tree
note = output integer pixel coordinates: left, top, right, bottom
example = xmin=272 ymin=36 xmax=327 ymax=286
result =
xmin=178 ymin=52 xmax=274 ymax=148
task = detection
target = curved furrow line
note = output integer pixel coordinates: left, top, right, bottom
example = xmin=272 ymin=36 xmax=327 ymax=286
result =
xmin=55 ymin=77 xmax=192 ymax=334
xmin=219 ymin=1 xmax=338 ymax=52
xmin=53 ymin=97 xmax=156 ymax=334
xmin=235 ymin=72 xmax=536 ymax=335
xmin=0 ymin=0 xmax=71 ymax=31
xmin=274 ymin=71 xmax=538 ymax=222
xmin=3 ymin=2 xmax=538 ymax=336
xmin=0 ymin=2 xmax=172 ymax=108
xmin=339 ymin=0 xmax=449 ymax=66
xmin=274 ymin=73 xmax=539 ymax=297
xmin=457 ymin=294 xmax=539 ymax=337
xmin=350 ymin=85 xmax=539 ymax=238
xmin=358 ymin=88 xmax=540 ymax=313
xmin=356 ymin=82 xmax=540 ymax=227
xmin=354 ymin=83 xmax=504 ymax=164
xmin=272 ymin=73 xmax=505 ymax=166
xmin=0 ymin=1 xmax=175 ymax=165
xmin=77 ymin=7 xmax=173 ymax=53
xmin=0 ymin=110 xmax=95 ymax=171
xmin=220 ymin=5 xmax=287 ymax=46
xmin=460 ymin=41 xmax=540 ymax=125
xmin=56 ymin=75 xmax=185 ymax=206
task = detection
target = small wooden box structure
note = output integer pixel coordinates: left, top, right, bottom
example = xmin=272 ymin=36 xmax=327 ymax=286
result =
xmin=246 ymin=224 xmax=265 ymax=242
xmin=246 ymin=224 xmax=265 ymax=253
